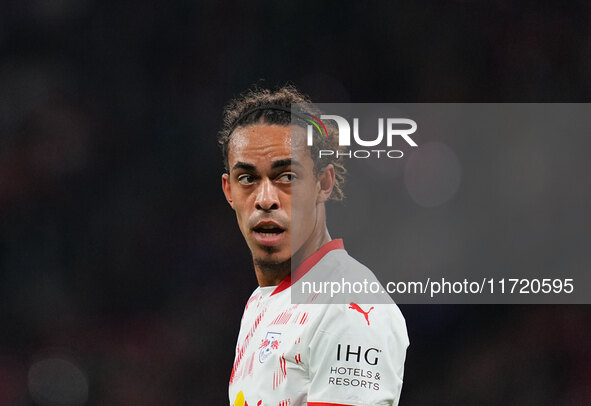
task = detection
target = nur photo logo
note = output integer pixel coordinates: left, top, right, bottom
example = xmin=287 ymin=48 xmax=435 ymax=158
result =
xmin=304 ymin=112 xmax=419 ymax=159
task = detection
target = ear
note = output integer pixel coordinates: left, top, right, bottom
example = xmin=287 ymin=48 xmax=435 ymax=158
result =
xmin=222 ymin=173 xmax=234 ymax=209
xmin=316 ymin=164 xmax=335 ymax=203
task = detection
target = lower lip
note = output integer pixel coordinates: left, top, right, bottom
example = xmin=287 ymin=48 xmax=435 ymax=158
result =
xmin=253 ymin=231 xmax=286 ymax=246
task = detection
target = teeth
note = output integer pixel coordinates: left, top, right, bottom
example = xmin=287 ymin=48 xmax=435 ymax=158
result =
xmin=259 ymin=232 xmax=279 ymax=237
xmin=260 ymin=225 xmax=276 ymax=230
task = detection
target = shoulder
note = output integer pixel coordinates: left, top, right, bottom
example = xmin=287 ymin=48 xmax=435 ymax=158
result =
xmin=294 ymin=249 xmax=396 ymax=306
xmin=317 ymin=301 xmax=407 ymax=343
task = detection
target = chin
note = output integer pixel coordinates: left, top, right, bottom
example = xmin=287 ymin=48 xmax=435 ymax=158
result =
xmin=253 ymin=249 xmax=290 ymax=265
xmin=258 ymin=250 xmax=289 ymax=261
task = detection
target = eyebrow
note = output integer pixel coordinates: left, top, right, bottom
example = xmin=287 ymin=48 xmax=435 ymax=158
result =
xmin=271 ymin=159 xmax=302 ymax=169
xmin=232 ymin=161 xmax=256 ymax=172
xmin=231 ymin=159 xmax=302 ymax=172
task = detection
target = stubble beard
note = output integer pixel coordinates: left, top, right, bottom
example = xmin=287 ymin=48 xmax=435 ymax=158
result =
xmin=253 ymin=246 xmax=291 ymax=275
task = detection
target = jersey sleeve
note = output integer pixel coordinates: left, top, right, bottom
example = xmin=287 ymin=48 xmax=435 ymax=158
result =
xmin=306 ymin=302 xmax=409 ymax=406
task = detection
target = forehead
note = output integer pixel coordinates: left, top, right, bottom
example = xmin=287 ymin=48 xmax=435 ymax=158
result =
xmin=227 ymin=124 xmax=310 ymax=167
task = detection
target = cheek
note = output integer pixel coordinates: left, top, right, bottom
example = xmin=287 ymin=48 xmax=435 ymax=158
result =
xmin=291 ymin=194 xmax=317 ymax=233
xmin=293 ymin=184 xmax=319 ymax=209
xmin=232 ymin=200 xmax=250 ymax=229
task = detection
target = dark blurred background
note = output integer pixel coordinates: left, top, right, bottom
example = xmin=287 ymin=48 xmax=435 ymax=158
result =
xmin=1 ymin=1 xmax=590 ymax=405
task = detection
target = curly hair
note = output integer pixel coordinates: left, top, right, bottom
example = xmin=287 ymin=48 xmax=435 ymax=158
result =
xmin=218 ymin=85 xmax=346 ymax=200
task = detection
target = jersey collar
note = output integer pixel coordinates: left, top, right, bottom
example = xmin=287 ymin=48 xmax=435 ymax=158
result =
xmin=271 ymin=239 xmax=345 ymax=296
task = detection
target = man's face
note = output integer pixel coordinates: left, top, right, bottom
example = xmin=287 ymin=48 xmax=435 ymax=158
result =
xmin=222 ymin=124 xmax=328 ymax=269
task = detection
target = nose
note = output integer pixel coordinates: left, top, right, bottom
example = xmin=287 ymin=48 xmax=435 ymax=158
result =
xmin=255 ymin=178 xmax=280 ymax=211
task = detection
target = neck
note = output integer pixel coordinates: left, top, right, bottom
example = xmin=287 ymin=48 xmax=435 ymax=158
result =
xmin=292 ymin=227 xmax=331 ymax=271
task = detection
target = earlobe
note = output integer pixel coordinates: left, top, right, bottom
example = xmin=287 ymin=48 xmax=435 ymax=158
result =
xmin=317 ymin=165 xmax=335 ymax=203
xmin=222 ymin=173 xmax=234 ymax=209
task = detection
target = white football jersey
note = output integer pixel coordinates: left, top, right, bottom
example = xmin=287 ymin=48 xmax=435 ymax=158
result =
xmin=229 ymin=239 xmax=409 ymax=406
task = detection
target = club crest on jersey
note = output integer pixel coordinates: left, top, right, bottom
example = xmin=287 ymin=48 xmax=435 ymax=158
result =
xmin=259 ymin=331 xmax=282 ymax=363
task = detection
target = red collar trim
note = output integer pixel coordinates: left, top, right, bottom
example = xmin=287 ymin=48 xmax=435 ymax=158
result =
xmin=271 ymin=239 xmax=345 ymax=296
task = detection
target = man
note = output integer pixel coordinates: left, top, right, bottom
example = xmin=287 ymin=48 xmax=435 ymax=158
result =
xmin=219 ymin=86 xmax=409 ymax=406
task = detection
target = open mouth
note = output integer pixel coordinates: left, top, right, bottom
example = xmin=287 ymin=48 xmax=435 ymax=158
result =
xmin=253 ymin=224 xmax=285 ymax=236
xmin=252 ymin=222 xmax=286 ymax=245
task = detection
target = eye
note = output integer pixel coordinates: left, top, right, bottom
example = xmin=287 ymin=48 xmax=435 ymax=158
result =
xmin=237 ymin=174 xmax=255 ymax=185
xmin=277 ymin=173 xmax=297 ymax=183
